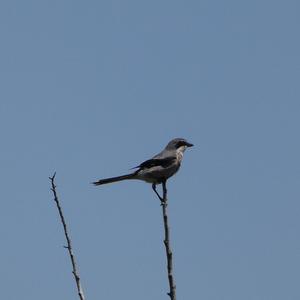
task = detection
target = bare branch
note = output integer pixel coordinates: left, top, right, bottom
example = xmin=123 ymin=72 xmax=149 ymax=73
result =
xmin=153 ymin=181 xmax=177 ymax=300
xmin=49 ymin=173 xmax=86 ymax=300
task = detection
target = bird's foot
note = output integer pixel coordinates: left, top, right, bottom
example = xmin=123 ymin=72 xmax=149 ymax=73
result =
xmin=152 ymin=183 xmax=164 ymax=202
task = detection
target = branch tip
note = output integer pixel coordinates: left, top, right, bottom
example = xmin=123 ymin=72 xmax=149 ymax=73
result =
xmin=49 ymin=172 xmax=56 ymax=181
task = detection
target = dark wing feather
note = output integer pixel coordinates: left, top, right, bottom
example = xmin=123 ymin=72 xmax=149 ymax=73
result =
xmin=133 ymin=156 xmax=176 ymax=170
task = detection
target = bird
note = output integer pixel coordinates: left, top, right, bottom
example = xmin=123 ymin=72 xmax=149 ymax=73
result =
xmin=93 ymin=138 xmax=193 ymax=197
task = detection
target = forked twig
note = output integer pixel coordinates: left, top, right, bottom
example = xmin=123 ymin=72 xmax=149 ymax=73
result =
xmin=49 ymin=172 xmax=86 ymax=300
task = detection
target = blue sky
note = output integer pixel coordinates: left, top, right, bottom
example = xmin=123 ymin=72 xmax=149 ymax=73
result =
xmin=1 ymin=1 xmax=299 ymax=299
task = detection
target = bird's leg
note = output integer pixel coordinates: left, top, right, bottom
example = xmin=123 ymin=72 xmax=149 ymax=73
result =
xmin=152 ymin=183 xmax=164 ymax=202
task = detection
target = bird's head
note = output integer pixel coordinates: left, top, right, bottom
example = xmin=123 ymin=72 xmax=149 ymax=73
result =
xmin=165 ymin=138 xmax=194 ymax=152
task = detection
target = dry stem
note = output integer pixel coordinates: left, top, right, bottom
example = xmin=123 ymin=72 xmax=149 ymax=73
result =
xmin=152 ymin=181 xmax=176 ymax=300
xmin=49 ymin=172 xmax=86 ymax=300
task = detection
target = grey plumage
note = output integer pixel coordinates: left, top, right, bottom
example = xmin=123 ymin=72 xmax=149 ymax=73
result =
xmin=93 ymin=138 xmax=193 ymax=186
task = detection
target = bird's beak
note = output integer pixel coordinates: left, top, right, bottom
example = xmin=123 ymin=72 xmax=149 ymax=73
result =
xmin=185 ymin=142 xmax=194 ymax=147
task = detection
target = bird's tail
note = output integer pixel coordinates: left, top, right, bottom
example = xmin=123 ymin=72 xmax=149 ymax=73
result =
xmin=92 ymin=173 xmax=136 ymax=186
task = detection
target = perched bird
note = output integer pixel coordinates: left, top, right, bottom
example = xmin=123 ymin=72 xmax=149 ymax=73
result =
xmin=93 ymin=138 xmax=193 ymax=196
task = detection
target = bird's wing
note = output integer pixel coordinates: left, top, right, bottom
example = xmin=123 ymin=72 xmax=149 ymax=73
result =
xmin=132 ymin=155 xmax=176 ymax=170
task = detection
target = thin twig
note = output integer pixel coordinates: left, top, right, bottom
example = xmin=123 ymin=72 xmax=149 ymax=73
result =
xmin=153 ymin=181 xmax=177 ymax=300
xmin=49 ymin=172 xmax=86 ymax=300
